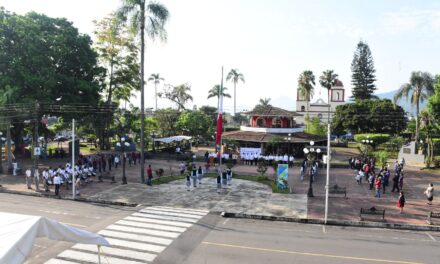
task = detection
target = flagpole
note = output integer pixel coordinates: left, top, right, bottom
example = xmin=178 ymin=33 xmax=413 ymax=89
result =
xmin=219 ymin=66 xmax=224 ymax=168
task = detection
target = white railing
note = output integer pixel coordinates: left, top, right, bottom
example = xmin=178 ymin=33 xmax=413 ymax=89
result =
xmin=240 ymin=126 xmax=304 ymax=134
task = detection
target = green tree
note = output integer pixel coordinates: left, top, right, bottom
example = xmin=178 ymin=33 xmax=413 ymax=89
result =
xmin=148 ymin=73 xmax=164 ymax=111
xmin=117 ymin=0 xmax=169 ymax=183
xmin=258 ymin=98 xmax=271 ymax=106
xmin=428 ymin=75 xmax=440 ymax=122
xmin=319 ymin=70 xmax=338 ymax=123
xmin=394 ymin=71 xmax=434 ymax=143
xmin=159 ymin=83 xmax=193 ymax=111
xmin=332 ymin=99 xmax=407 ymax=134
xmin=420 ymin=110 xmax=436 ymax=166
xmin=176 ymin=110 xmax=211 ymax=139
xmin=207 ymin=85 xmax=231 ymax=110
xmin=226 ymin=69 xmax=245 ymax=116
xmin=297 ymin=70 xmax=315 ymax=118
xmin=304 ymin=116 xmax=326 ymax=136
xmin=351 ymin=41 xmax=377 ymax=100
xmin=155 ymin=108 xmax=180 ymax=137
xmin=94 ymin=13 xmax=140 ymax=149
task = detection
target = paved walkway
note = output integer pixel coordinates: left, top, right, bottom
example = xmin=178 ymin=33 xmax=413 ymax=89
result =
xmin=0 ymin=156 xmax=439 ymax=226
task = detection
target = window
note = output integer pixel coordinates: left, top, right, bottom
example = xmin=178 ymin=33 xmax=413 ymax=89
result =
xmin=272 ymin=118 xmax=281 ymax=128
xmin=301 ymin=106 xmax=305 ymax=112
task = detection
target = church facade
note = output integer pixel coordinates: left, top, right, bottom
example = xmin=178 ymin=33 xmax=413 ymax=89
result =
xmin=295 ymin=79 xmax=346 ymax=125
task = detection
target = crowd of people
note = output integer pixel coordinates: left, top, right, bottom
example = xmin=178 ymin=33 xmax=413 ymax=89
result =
xmin=350 ymin=156 xmax=435 ymax=213
xmin=203 ymin=151 xmax=295 ymax=168
xmin=24 ymin=152 xmax=142 ymax=195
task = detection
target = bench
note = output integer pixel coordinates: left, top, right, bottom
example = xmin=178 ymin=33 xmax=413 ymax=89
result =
xmin=427 ymin=211 xmax=440 ymax=225
xmin=360 ymin=207 xmax=385 ymax=221
xmin=329 ymin=184 xmax=347 ymax=198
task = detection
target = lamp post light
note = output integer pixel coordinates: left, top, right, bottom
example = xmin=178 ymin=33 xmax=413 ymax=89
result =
xmin=361 ymin=137 xmax=374 ymax=157
xmin=116 ymin=137 xmax=130 ymax=185
xmin=303 ymin=140 xmax=321 ymax=197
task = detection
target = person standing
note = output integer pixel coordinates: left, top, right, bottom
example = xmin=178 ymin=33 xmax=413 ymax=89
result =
xmin=114 ymin=155 xmax=120 ymax=169
xmin=191 ymin=165 xmax=197 ymax=187
xmin=25 ymin=168 xmax=32 ymax=189
xmin=34 ymin=168 xmax=40 ymax=191
xmin=397 ymin=191 xmax=405 ymax=214
xmin=382 ymin=168 xmax=390 ymax=193
xmin=424 ymin=183 xmax=434 ymax=205
xmin=42 ymin=169 xmax=49 ymax=192
xmin=53 ymin=173 xmax=61 ymax=196
xmin=391 ymin=172 xmax=400 ymax=192
xmin=179 ymin=162 xmax=185 ymax=175
xmin=399 ymin=172 xmax=404 ymax=191
xmin=146 ymin=164 xmax=153 ymax=186
xmin=375 ymin=175 xmax=382 ymax=198
xmin=197 ymin=166 xmax=203 ymax=185
xmin=12 ymin=159 xmax=18 ymax=176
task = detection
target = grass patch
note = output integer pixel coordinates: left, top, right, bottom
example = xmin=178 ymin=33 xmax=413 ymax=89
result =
xmin=152 ymin=175 xmax=186 ymax=185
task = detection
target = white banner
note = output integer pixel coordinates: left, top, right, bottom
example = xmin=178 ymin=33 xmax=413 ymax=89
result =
xmin=240 ymin=147 xmax=261 ymax=157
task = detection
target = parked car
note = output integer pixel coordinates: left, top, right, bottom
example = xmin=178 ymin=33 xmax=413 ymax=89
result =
xmin=330 ymin=134 xmax=338 ymax=141
xmin=340 ymin=133 xmax=354 ymax=141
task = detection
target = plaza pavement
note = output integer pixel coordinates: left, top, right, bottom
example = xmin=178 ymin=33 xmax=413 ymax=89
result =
xmin=1 ymin=155 xmax=439 ymax=227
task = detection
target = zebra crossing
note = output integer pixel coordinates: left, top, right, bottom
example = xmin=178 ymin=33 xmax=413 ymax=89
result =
xmin=45 ymin=206 xmax=209 ymax=264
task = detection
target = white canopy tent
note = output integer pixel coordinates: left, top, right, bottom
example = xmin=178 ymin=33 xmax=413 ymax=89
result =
xmin=153 ymin=135 xmax=192 ymax=143
xmin=0 ymin=212 xmax=109 ymax=264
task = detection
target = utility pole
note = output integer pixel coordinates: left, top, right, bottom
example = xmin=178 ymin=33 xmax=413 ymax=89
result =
xmin=72 ymin=119 xmax=76 ymax=200
xmin=32 ymin=101 xmax=40 ymax=189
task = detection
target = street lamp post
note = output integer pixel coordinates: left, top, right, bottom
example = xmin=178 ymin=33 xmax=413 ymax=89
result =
xmin=116 ymin=137 xmax=130 ymax=185
xmin=0 ymin=132 xmax=4 ymax=174
xmin=284 ymin=133 xmax=292 ymax=156
xmin=303 ymin=140 xmax=321 ymax=198
xmin=361 ymin=137 xmax=374 ymax=158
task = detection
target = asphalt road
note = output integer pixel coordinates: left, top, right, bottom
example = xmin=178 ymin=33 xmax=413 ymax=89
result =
xmin=2 ymin=193 xmax=440 ymax=264
xmin=156 ymin=214 xmax=440 ymax=264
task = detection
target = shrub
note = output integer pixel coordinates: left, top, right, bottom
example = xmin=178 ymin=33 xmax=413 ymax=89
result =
xmin=354 ymin=134 xmax=391 ymax=147
xmin=374 ymin=151 xmax=390 ymax=168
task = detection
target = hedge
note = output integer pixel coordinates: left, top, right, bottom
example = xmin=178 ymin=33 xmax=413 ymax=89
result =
xmin=354 ymin=134 xmax=391 ymax=146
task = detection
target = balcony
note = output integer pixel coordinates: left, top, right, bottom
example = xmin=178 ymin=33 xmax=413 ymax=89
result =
xmin=240 ymin=126 xmax=304 ymax=134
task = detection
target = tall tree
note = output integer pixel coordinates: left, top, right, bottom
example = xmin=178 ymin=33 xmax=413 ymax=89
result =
xmin=159 ymin=83 xmax=193 ymax=111
xmin=226 ymin=69 xmax=245 ymax=116
xmin=94 ymin=13 xmax=139 ymax=149
xmin=148 ymin=73 xmax=164 ymax=112
xmin=117 ymin=0 xmax=169 ymax=183
xmin=420 ymin=110 xmax=436 ymax=166
xmin=258 ymin=98 xmax=271 ymax=106
xmin=351 ymin=41 xmax=377 ymax=100
xmin=394 ymin=71 xmax=434 ymax=144
xmin=297 ymin=70 xmax=315 ymax=118
xmin=207 ymin=85 xmax=231 ymax=110
xmin=428 ymin=75 xmax=440 ymax=122
xmin=319 ymin=70 xmax=338 ymax=124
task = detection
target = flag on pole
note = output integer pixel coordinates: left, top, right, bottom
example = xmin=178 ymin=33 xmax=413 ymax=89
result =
xmin=215 ymin=67 xmax=224 ymax=154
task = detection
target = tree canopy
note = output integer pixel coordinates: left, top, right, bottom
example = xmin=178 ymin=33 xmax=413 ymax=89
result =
xmin=332 ymin=99 xmax=407 ymax=134
xmin=351 ymin=41 xmax=377 ymax=100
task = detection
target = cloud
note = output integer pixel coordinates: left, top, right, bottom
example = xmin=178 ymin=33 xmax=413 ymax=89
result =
xmin=383 ymin=9 xmax=440 ymax=34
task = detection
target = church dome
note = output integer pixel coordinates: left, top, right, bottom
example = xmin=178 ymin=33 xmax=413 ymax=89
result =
xmin=334 ymin=79 xmax=344 ymax=87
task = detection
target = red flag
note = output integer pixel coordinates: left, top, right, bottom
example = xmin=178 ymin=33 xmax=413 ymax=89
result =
xmin=215 ymin=92 xmax=223 ymax=147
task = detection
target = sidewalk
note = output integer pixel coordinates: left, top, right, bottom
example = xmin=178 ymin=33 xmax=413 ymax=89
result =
xmin=1 ymin=156 xmax=439 ymax=228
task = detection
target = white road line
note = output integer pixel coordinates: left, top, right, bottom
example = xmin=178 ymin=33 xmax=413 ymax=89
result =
xmin=117 ymin=220 xmax=187 ymax=233
xmin=60 ymin=222 xmax=87 ymax=228
xmin=105 ymin=238 xmax=166 ymax=253
xmin=132 ymin=212 xmax=198 ymax=223
xmin=45 ymin=259 xmax=80 ymax=264
xmin=140 ymin=208 xmax=203 ymax=219
xmin=72 ymin=244 xmax=156 ymax=262
xmin=107 ymin=224 xmax=180 ymax=238
xmin=426 ymin=232 xmax=436 ymax=242
xmin=154 ymin=206 xmax=209 ymax=213
xmin=149 ymin=206 xmax=208 ymax=216
xmin=125 ymin=216 xmax=193 ymax=228
xmin=99 ymin=230 xmax=172 ymax=245
xmin=322 ymin=226 xmax=326 ymax=233
xmin=223 ymin=218 xmax=230 ymax=225
xmin=59 ymin=250 xmax=145 ymax=264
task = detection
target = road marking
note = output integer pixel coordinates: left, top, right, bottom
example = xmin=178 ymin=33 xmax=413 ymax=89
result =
xmin=105 ymin=237 xmax=166 ymax=253
xmin=154 ymin=205 xmax=209 ymax=213
xmin=72 ymin=244 xmax=157 ymax=262
xmin=117 ymin=219 xmax=187 ymax=233
xmin=125 ymin=215 xmax=192 ymax=227
xmin=60 ymin=222 xmax=87 ymax=228
xmin=45 ymin=259 xmax=80 ymax=264
xmin=425 ymin=232 xmax=436 ymax=242
xmin=223 ymin=218 xmax=230 ymax=225
xmin=99 ymin=229 xmax=172 ymax=245
xmin=38 ymin=209 xmax=100 ymax=219
xmin=201 ymin=241 xmax=423 ymax=264
xmin=58 ymin=250 xmax=145 ymax=264
xmin=107 ymin=224 xmax=180 ymax=238
xmin=140 ymin=208 xmax=203 ymax=219
xmin=150 ymin=206 xmax=208 ymax=216
xmin=133 ymin=212 xmax=198 ymax=223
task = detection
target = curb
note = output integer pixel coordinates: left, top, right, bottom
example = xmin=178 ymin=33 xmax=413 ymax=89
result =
xmin=220 ymin=212 xmax=440 ymax=232
xmin=0 ymin=188 xmax=139 ymax=207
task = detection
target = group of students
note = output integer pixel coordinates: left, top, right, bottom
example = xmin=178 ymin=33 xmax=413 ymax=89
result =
xmin=25 ymin=162 xmax=96 ymax=196
xmin=241 ymin=153 xmax=295 ymax=167
xmin=300 ymin=159 xmax=319 ymax=182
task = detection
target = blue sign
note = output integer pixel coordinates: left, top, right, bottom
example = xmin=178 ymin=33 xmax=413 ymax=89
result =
xmin=277 ymin=164 xmax=289 ymax=190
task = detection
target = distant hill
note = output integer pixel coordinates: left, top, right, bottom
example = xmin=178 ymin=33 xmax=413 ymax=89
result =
xmin=376 ymin=90 xmax=427 ymax=116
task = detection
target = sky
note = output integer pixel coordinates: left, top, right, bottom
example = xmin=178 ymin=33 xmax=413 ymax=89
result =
xmin=2 ymin=0 xmax=440 ymax=113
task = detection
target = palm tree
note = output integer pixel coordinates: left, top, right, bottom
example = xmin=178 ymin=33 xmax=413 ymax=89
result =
xmin=258 ymin=98 xmax=271 ymax=107
xmin=420 ymin=110 xmax=435 ymax=166
xmin=148 ymin=73 xmax=164 ymax=111
xmin=394 ymin=71 xmax=434 ymax=143
xmin=117 ymin=0 xmax=169 ymax=183
xmin=207 ymin=85 xmax=231 ymax=110
xmin=319 ymin=70 xmax=338 ymax=124
xmin=226 ymin=69 xmax=245 ymax=116
xmin=298 ymin=70 xmax=316 ymax=118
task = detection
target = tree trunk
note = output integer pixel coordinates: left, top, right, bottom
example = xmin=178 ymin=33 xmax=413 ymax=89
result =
xmin=155 ymin=83 xmax=158 ymax=112
xmin=6 ymin=119 xmax=12 ymax=173
xmin=139 ymin=3 xmax=146 ymax=184
xmin=415 ymin=100 xmax=420 ymax=146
